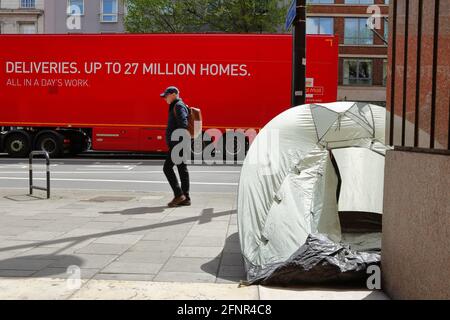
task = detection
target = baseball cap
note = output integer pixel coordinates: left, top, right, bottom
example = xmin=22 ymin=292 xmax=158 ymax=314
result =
xmin=160 ymin=86 xmax=179 ymax=97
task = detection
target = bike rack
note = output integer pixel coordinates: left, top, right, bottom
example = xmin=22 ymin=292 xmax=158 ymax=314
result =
xmin=29 ymin=151 xmax=50 ymax=199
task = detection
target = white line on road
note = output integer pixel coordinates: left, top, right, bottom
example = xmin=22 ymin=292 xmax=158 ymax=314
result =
xmin=84 ymin=165 xmax=135 ymax=170
xmin=0 ymin=171 xmax=241 ymax=174
xmin=0 ymin=177 xmax=238 ymax=186
xmin=0 ymin=158 xmax=244 ymax=165
xmin=0 ymin=186 xmax=238 ymax=194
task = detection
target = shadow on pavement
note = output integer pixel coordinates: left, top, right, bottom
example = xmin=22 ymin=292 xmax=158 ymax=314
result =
xmin=201 ymin=232 xmax=246 ymax=283
xmin=0 ymin=254 xmax=84 ymax=278
xmin=3 ymin=195 xmax=50 ymax=202
xmin=100 ymin=206 xmax=168 ymax=215
xmin=0 ymin=207 xmax=236 ymax=256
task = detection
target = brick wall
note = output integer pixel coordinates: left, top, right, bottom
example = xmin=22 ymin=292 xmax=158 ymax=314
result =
xmin=386 ymin=0 xmax=449 ymax=149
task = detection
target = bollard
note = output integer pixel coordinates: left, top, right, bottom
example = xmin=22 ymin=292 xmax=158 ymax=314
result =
xmin=29 ymin=151 xmax=50 ymax=199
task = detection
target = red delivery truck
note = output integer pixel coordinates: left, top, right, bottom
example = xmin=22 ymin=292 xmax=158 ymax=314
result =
xmin=0 ymin=34 xmax=338 ymax=158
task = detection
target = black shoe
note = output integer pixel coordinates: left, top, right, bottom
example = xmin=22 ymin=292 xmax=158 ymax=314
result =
xmin=167 ymin=195 xmax=187 ymax=207
xmin=179 ymin=198 xmax=191 ymax=206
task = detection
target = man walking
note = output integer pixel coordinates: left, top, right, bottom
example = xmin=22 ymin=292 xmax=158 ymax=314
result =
xmin=161 ymin=86 xmax=191 ymax=207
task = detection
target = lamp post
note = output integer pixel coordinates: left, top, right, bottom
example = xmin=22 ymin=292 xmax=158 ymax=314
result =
xmin=291 ymin=0 xmax=306 ymax=107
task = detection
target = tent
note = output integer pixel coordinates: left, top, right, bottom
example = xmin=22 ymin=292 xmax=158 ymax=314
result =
xmin=237 ymin=102 xmax=389 ymax=285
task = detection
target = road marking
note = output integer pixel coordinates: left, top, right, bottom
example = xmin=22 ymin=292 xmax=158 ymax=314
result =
xmin=0 ymin=177 xmax=238 ymax=186
xmin=0 ymin=171 xmax=241 ymax=174
xmin=0 ymin=159 xmax=166 ymax=163
xmin=0 ymin=158 xmax=244 ymax=165
xmin=0 ymin=186 xmax=238 ymax=194
xmin=83 ymin=165 xmax=135 ymax=171
xmin=0 ymin=165 xmax=27 ymax=169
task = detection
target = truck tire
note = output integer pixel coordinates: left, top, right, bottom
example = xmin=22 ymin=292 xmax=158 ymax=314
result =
xmin=4 ymin=132 xmax=31 ymax=158
xmin=65 ymin=131 xmax=89 ymax=156
xmin=35 ymin=132 xmax=64 ymax=158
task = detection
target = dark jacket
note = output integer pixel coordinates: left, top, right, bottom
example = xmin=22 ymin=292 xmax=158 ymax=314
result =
xmin=166 ymin=98 xmax=189 ymax=148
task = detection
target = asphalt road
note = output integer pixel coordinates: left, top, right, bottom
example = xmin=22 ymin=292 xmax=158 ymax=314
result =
xmin=0 ymin=153 xmax=241 ymax=194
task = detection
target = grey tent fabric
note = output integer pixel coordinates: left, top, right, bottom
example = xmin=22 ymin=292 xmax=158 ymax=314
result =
xmin=237 ymin=102 xmax=389 ymax=284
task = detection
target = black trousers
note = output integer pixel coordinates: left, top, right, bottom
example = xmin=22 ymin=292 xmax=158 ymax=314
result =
xmin=163 ymin=145 xmax=190 ymax=199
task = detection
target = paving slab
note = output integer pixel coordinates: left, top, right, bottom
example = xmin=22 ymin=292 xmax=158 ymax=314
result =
xmin=70 ymin=280 xmax=258 ymax=300
xmin=162 ymin=257 xmax=220 ymax=275
xmin=14 ymin=231 xmax=66 ymax=241
xmin=32 ymin=267 xmax=99 ymax=280
xmin=93 ymin=273 xmax=155 ymax=282
xmin=0 ymin=270 xmax=37 ymax=277
xmin=0 ymin=257 xmax=55 ymax=271
xmin=127 ymin=240 xmax=181 ymax=253
xmin=74 ymin=243 xmax=132 ymax=255
xmin=143 ymin=231 xmax=190 ymax=241
xmin=180 ymin=236 xmax=226 ymax=247
xmin=173 ymin=246 xmax=224 ymax=259
xmin=218 ymin=265 xmax=246 ymax=279
xmin=49 ymin=253 xmax=117 ymax=269
xmin=0 ymin=278 xmax=89 ymax=300
xmin=258 ymin=286 xmax=390 ymax=300
xmin=153 ymin=271 xmax=217 ymax=283
xmin=93 ymin=234 xmax=144 ymax=245
xmin=221 ymin=253 xmax=245 ymax=266
xmin=101 ymin=262 xmax=162 ymax=275
xmin=116 ymin=251 xmax=173 ymax=264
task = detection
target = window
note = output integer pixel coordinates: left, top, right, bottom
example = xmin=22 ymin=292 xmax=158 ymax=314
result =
xmin=101 ymin=0 xmax=118 ymax=22
xmin=307 ymin=17 xmax=334 ymax=35
xmin=20 ymin=0 xmax=35 ymax=8
xmin=345 ymin=0 xmax=374 ymax=4
xmin=19 ymin=22 xmax=36 ymax=34
xmin=383 ymin=59 xmax=388 ymax=86
xmin=67 ymin=0 xmax=84 ymax=15
xmin=344 ymin=18 xmax=373 ymax=45
xmin=343 ymin=59 xmax=373 ymax=85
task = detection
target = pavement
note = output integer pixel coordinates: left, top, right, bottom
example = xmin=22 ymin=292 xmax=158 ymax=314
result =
xmin=0 ymin=188 xmax=389 ymax=300
xmin=0 ymin=156 xmax=389 ymax=300
xmin=0 ymin=189 xmax=241 ymax=283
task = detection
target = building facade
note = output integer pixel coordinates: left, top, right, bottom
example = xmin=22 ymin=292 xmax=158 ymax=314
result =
xmin=0 ymin=0 xmax=44 ymax=34
xmin=382 ymin=0 xmax=449 ymax=300
xmin=306 ymin=0 xmax=390 ymax=106
xmin=44 ymin=0 xmax=126 ymax=34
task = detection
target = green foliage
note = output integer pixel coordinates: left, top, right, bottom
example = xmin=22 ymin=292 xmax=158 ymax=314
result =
xmin=124 ymin=0 xmax=288 ymax=33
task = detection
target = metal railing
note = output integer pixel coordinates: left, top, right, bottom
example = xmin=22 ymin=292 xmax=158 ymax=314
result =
xmin=388 ymin=0 xmax=448 ymax=150
xmin=29 ymin=151 xmax=50 ymax=199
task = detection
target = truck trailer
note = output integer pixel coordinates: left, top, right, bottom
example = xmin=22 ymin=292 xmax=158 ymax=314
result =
xmin=0 ymin=34 xmax=338 ymax=158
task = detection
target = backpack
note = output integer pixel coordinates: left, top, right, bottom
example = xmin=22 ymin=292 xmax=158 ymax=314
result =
xmin=173 ymin=102 xmax=202 ymax=139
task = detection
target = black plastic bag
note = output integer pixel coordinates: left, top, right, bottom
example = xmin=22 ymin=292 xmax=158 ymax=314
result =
xmin=245 ymin=234 xmax=380 ymax=286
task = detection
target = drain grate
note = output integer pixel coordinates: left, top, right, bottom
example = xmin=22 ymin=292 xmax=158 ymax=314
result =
xmin=85 ymin=196 xmax=134 ymax=203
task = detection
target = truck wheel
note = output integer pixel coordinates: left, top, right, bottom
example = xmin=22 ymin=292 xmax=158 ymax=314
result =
xmin=66 ymin=131 xmax=89 ymax=156
xmin=35 ymin=132 xmax=64 ymax=158
xmin=5 ymin=132 xmax=31 ymax=158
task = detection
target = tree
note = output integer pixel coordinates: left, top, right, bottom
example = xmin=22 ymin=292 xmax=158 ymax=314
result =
xmin=124 ymin=0 xmax=288 ymax=33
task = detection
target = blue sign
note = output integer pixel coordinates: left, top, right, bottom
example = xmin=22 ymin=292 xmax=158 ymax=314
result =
xmin=285 ymin=0 xmax=297 ymax=31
